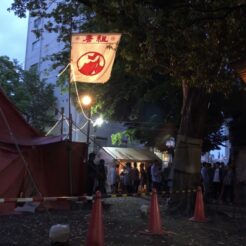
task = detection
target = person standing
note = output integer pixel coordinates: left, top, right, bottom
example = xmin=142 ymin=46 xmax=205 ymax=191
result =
xmin=162 ymin=163 xmax=171 ymax=193
xmin=132 ymin=162 xmax=140 ymax=193
xmin=139 ymin=163 xmax=147 ymax=192
xmin=212 ymin=162 xmax=223 ymax=200
xmin=222 ymin=164 xmax=235 ymax=204
xmin=108 ymin=163 xmax=117 ymax=193
xmin=115 ymin=163 xmax=120 ymax=193
xmin=151 ymin=161 xmax=162 ymax=192
xmin=201 ymin=162 xmax=210 ymax=201
xmin=86 ymin=152 xmax=97 ymax=196
xmin=97 ymin=159 xmax=107 ymax=194
xmin=123 ymin=162 xmax=132 ymax=193
xmin=147 ymin=163 xmax=152 ymax=192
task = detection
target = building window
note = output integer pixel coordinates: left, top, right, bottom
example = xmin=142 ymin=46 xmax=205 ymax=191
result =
xmin=32 ymin=40 xmax=40 ymax=51
xmin=34 ymin=18 xmax=41 ymax=28
xmin=55 ymin=108 xmax=59 ymax=116
xmin=30 ymin=63 xmax=39 ymax=72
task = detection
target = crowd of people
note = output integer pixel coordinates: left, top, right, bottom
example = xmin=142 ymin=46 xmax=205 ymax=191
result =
xmin=201 ymin=161 xmax=235 ymax=204
xmin=86 ymin=152 xmax=172 ymax=196
xmin=86 ymin=152 xmax=236 ymax=205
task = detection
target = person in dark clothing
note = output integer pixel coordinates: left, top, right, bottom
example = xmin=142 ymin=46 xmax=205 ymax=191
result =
xmin=132 ymin=162 xmax=140 ymax=193
xmin=162 ymin=163 xmax=171 ymax=193
xmin=212 ymin=162 xmax=223 ymax=200
xmin=201 ymin=162 xmax=210 ymax=201
xmin=97 ymin=159 xmax=107 ymax=194
xmin=151 ymin=161 xmax=162 ymax=192
xmin=221 ymin=164 xmax=235 ymax=203
xmin=86 ymin=152 xmax=97 ymax=196
xmin=123 ymin=162 xmax=132 ymax=193
xmin=139 ymin=163 xmax=147 ymax=192
xmin=147 ymin=164 xmax=152 ymax=192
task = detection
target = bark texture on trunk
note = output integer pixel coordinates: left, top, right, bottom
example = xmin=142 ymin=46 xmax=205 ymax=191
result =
xmin=174 ymin=134 xmax=203 ymax=174
xmin=168 ymin=86 xmax=209 ymax=215
xmin=234 ymin=147 xmax=246 ymax=183
xmin=233 ymin=147 xmax=246 ymax=205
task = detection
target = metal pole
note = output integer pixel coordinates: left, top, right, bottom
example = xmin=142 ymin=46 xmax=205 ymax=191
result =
xmin=60 ymin=107 xmax=64 ymax=137
xmin=68 ymin=56 xmax=73 ymax=196
xmin=68 ymin=82 xmax=72 ymax=141
xmin=86 ymin=107 xmax=91 ymax=157
xmin=68 ymin=13 xmax=73 ymax=196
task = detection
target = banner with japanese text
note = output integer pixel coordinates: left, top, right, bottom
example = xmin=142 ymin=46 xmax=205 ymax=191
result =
xmin=70 ymin=33 xmax=121 ymax=83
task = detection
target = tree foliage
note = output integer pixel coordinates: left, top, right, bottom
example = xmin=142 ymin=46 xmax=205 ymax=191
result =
xmin=8 ymin=0 xmax=246 ymax=150
xmin=0 ymin=56 xmax=57 ymax=132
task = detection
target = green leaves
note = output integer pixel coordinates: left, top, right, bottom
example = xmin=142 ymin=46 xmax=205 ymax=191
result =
xmin=111 ymin=129 xmax=136 ymax=145
xmin=8 ymin=0 xmax=246 ymax=148
xmin=0 ymin=56 xmax=57 ymax=133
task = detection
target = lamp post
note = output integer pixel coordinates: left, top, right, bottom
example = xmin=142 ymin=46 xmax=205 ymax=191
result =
xmin=86 ymin=109 xmax=91 ymax=152
xmin=81 ymin=95 xmax=92 ymax=157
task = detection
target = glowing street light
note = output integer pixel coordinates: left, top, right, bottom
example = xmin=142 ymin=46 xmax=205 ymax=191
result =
xmin=81 ymin=95 xmax=92 ymax=107
xmin=93 ymin=116 xmax=104 ymax=127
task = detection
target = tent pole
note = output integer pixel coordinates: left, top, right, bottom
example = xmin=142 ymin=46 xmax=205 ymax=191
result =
xmin=86 ymin=107 xmax=91 ymax=157
xmin=68 ymin=18 xmax=73 ymax=196
xmin=60 ymin=107 xmax=64 ymax=137
xmin=68 ymin=80 xmax=73 ymax=196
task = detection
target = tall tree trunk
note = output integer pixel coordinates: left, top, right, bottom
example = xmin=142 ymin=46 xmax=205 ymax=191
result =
xmin=168 ymin=83 xmax=209 ymax=215
xmin=232 ymin=147 xmax=246 ymax=205
xmin=229 ymin=91 xmax=246 ymax=205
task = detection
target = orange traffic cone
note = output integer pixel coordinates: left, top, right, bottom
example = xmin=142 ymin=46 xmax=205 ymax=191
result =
xmin=85 ymin=191 xmax=104 ymax=246
xmin=189 ymin=186 xmax=208 ymax=222
xmin=142 ymin=188 xmax=164 ymax=235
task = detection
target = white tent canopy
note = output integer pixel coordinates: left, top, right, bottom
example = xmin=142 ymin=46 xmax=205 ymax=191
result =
xmin=96 ymin=147 xmax=161 ymax=164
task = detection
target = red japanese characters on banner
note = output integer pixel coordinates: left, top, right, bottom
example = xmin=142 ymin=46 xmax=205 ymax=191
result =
xmin=70 ymin=33 xmax=121 ymax=83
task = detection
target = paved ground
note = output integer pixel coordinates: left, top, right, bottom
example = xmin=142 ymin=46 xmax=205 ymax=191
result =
xmin=0 ymin=196 xmax=245 ymax=246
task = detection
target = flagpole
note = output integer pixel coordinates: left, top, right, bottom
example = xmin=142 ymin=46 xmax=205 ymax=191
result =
xmin=68 ymin=20 xmax=73 ymax=196
xmin=68 ymin=80 xmax=72 ymax=142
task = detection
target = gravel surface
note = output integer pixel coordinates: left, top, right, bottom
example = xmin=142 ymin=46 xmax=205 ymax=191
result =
xmin=0 ymin=197 xmax=245 ymax=246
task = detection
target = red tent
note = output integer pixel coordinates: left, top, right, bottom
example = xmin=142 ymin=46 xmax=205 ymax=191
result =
xmin=0 ymin=89 xmax=86 ymax=212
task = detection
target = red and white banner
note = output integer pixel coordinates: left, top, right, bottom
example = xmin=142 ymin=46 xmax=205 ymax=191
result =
xmin=70 ymin=33 xmax=121 ymax=83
